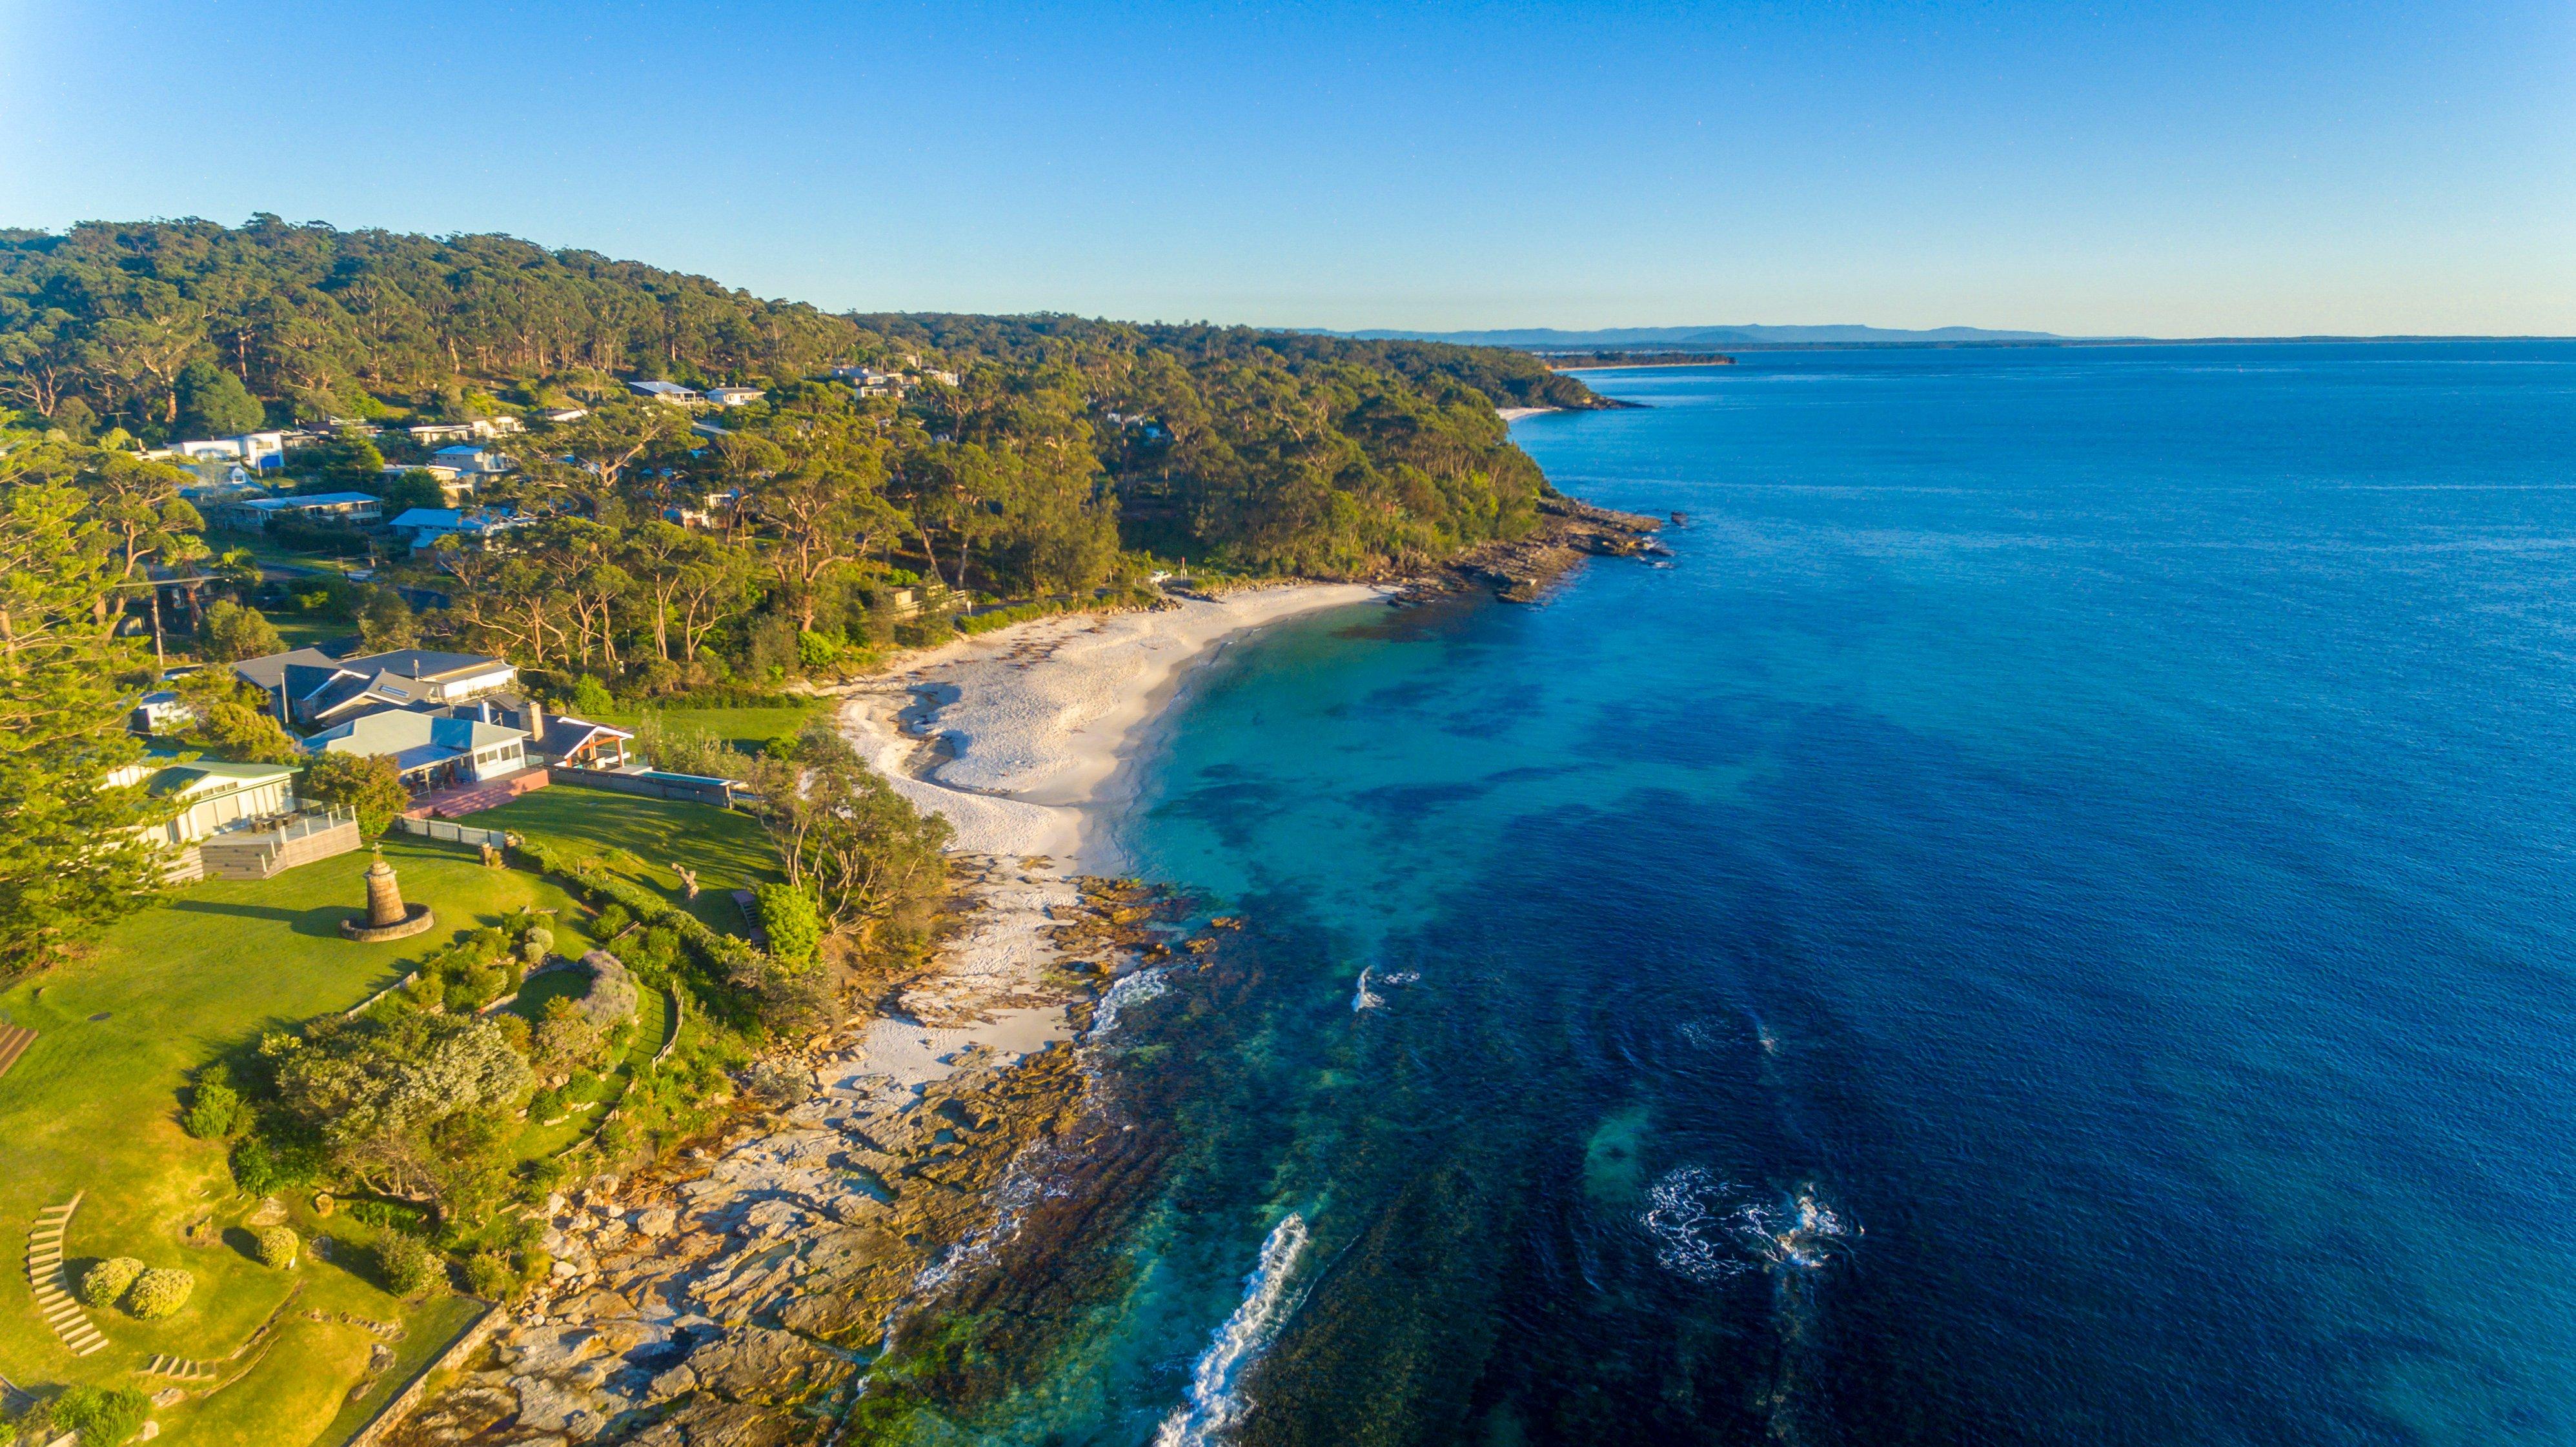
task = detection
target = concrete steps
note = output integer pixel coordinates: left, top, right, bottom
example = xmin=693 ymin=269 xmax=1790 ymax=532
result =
xmin=141 ymin=1353 xmax=218 ymax=1381
xmin=25 ymin=1192 xmax=105 ymax=1356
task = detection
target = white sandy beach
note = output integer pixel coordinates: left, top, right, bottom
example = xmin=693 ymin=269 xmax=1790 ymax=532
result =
xmin=1497 ymin=405 xmax=1557 ymax=422
xmin=824 ymin=584 xmax=1385 ymax=1100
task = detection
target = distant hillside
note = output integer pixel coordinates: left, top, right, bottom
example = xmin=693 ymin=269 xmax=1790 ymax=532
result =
xmin=1343 ymin=323 xmax=2064 ymax=350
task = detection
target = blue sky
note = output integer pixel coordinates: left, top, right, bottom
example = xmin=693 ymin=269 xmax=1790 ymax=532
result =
xmin=1 ymin=1 xmax=2568 ymax=335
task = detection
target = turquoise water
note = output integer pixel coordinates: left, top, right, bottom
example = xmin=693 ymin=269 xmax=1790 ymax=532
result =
xmin=913 ymin=342 xmax=2576 ymax=1444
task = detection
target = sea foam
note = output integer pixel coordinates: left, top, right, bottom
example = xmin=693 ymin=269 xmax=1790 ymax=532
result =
xmin=1153 ymin=1212 xmax=1313 ymax=1447
xmin=1090 ymin=966 xmax=1170 ymax=1038
xmin=1644 ymin=1168 xmax=1851 ymax=1282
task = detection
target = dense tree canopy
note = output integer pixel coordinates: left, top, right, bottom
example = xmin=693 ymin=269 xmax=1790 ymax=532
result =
xmin=0 ymin=218 xmax=1607 ymax=578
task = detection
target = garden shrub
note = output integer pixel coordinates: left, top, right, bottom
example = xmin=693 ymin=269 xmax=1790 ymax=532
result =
xmin=578 ymin=951 xmax=640 ymax=1030
xmin=463 ymin=1250 xmax=516 ymax=1300
xmin=78 ymin=1257 xmax=144 ymax=1308
xmin=125 ymin=1267 xmax=193 ymax=1319
xmin=754 ymin=884 xmax=820 ymax=969
xmin=181 ymin=1066 xmax=248 ymax=1140
xmin=48 ymin=1384 xmax=149 ymax=1444
xmin=251 ymin=1226 xmax=299 ymax=1269
xmin=374 ymin=1231 xmax=439 ymax=1297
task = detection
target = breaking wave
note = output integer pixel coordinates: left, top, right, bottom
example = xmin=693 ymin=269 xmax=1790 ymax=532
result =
xmin=1352 ymin=966 xmax=1385 ymax=1012
xmin=1643 ymin=1168 xmax=1852 ymax=1283
xmin=1091 ymin=966 xmax=1170 ymax=1038
xmin=1153 ymin=1213 xmax=1313 ymax=1447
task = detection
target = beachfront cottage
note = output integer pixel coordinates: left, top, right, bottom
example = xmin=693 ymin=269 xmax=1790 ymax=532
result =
xmin=305 ymin=711 xmax=530 ymax=794
xmin=103 ymin=757 xmax=301 ymax=847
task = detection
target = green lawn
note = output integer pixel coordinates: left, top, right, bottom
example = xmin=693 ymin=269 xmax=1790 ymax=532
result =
xmin=596 ymin=702 xmax=827 ymax=755
xmin=470 ymin=786 xmax=783 ymax=936
xmin=0 ymin=836 xmax=589 ymax=1446
xmin=507 ymin=982 xmax=671 ymax=1160
xmin=263 ymin=613 xmax=352 ymax=651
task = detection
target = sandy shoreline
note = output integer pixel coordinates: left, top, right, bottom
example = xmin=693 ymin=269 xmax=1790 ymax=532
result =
xmin=826 ymin=583 xmax=1386 ymax=1097
xmin=1497 ymin=405 xmax=1557 ymax=421
xmin=368 ymin=584 xmax=1395 ymax=1445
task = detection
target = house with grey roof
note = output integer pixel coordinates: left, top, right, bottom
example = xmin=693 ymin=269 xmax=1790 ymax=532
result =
xmin=232 ymin=644 xmax=519 ymax=730
xmin=628 ymin=379 xmax=704 ymax=405
xmin=211 ymin=491 xmax=383 ymax=532
xmin=305 ymin=711 xmax=530 ymax=794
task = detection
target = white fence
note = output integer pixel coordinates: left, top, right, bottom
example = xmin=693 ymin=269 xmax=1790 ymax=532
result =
xmin=392 ymin=815 xmax=509 ymax=849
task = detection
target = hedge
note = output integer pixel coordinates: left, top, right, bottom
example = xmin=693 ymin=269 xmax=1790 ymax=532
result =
xmin=79 ymin=1257 xmax=144 ymax=1308
xmin=126 ymin=1267 xmax=193 ymax=1319
xmin=252 ymin=1226 xmax=299 ymax=1269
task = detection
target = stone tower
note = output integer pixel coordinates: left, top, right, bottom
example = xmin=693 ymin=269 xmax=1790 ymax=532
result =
xmin=342 ymin=845 xmax=434 ymax=940
xmin=362 ymin=848 xmax=407 ymax=928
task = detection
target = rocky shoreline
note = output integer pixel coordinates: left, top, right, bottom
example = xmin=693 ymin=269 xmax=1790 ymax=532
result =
xmin=1397 ymin=494 xmax=1667 ymax=604
xmin=379 ymin=873 xmax=1204 ymax=1447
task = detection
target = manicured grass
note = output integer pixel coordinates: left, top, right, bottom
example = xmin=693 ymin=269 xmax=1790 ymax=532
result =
xmin=596 ymin=702 xmax=827 ymax=754
xmin=263 ymin=613 xmax=353 ymax=651
xmin=0 ymin=836 xmax=588 ymax=1444
xmin=508 ymin=983 xmax=671 ymax=1160
xmin=310 ymin=1294 xmax=486 ymax=1447
xmin=471 ymin=786 xmax=784 ymax=936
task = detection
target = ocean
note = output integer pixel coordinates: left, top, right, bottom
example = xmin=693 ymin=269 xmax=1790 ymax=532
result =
xmin=887 ymin=341 xmax=2576 ymax=1445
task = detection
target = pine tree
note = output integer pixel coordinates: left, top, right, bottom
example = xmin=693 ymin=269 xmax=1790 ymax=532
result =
xmin=0 ymin=438 xmax=172 ymax=975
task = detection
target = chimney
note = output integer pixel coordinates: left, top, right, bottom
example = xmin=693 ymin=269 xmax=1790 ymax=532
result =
xmin=525 ymin=696 xmax=546 ymax=746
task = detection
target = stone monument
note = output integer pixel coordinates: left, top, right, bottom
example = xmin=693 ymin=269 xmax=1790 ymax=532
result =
xmin=340 ymin=847 xmax=435 ymax=941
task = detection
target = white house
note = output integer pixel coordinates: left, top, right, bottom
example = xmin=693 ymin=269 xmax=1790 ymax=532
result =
xmin=389 ymin=461 xmax=465 ymax=484
xmin=128 ymin=690 xmax=198 ymax=733
xmin=704 ymin=386 xmax=766 ymax=408
xmin=407 ymin=418 xmax=523 ymax=446
xmin=429 ymin=445 xmax=516 ymax=475
xmin=106 ymin=759 xmax=302 ymax=848
xmin=305 ymin=712 xmax=529 ymax=794
xmin=541 ymin=407 xmax=589 ymax=423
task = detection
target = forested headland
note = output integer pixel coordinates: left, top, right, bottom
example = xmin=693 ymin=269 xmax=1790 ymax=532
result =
xmin=0 ymin=216 xmax=1633 ymax=973
xmin=0 ymin=216 xmax=1614 ymax=582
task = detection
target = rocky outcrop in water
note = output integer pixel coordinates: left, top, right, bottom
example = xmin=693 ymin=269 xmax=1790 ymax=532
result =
xmin=1396 ymin=496 xmax=1667 ymax=604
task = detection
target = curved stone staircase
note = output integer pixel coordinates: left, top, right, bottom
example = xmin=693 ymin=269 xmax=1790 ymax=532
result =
xmin=26 ymin=1192 xmax=106 ymax=1356
xmin=141 ymin=1353 xmax=218 ymax=1382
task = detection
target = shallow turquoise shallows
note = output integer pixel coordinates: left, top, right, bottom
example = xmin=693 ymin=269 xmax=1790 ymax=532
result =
xmin=926 ymin=341 xmax=2576 ymax=1446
